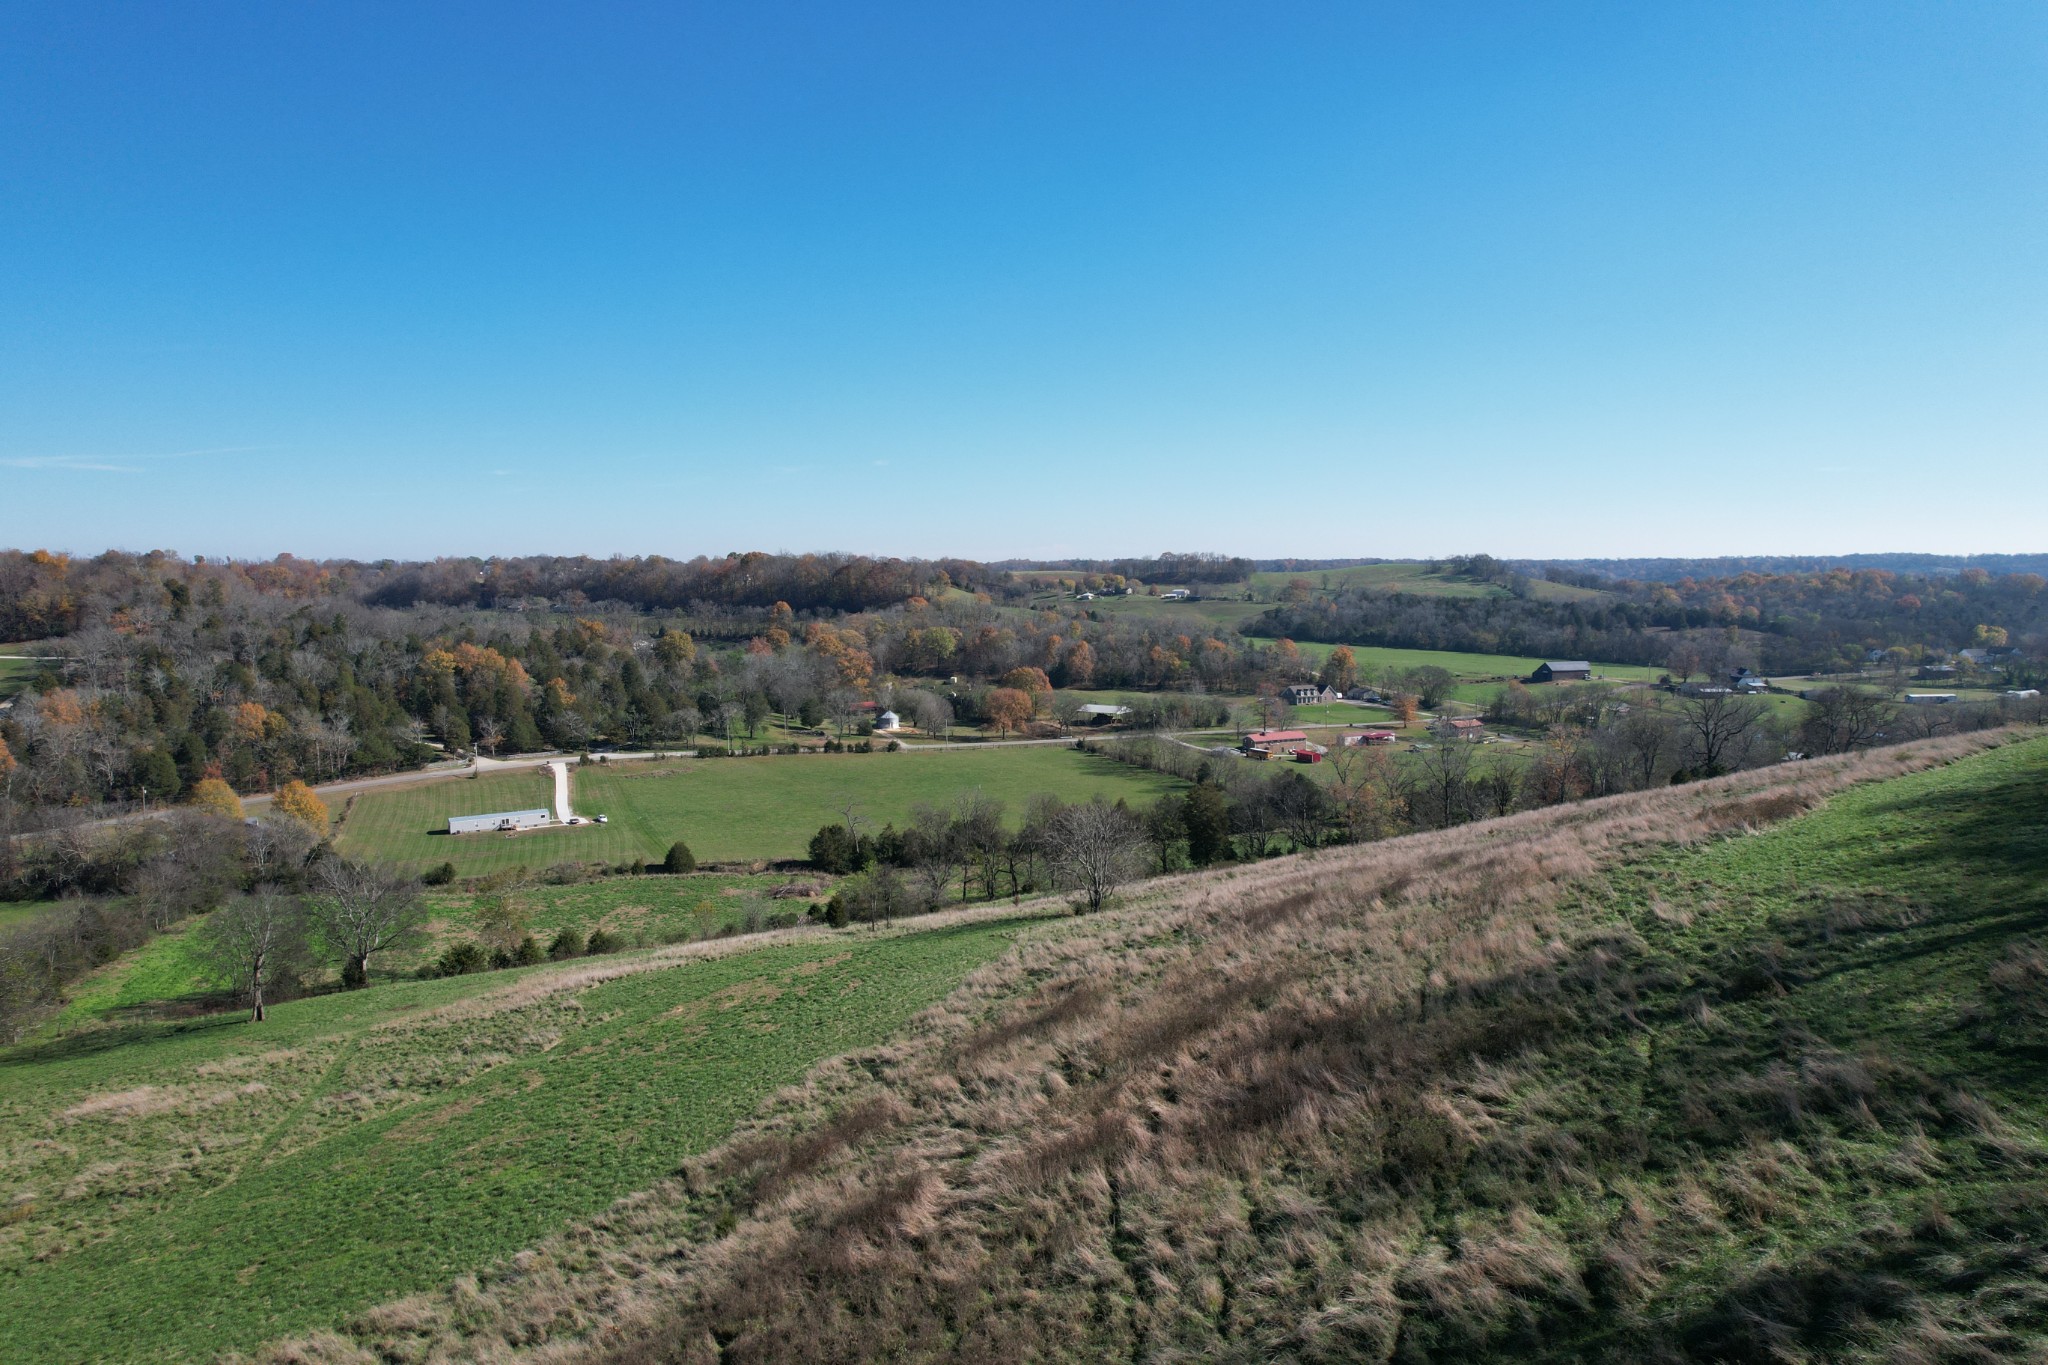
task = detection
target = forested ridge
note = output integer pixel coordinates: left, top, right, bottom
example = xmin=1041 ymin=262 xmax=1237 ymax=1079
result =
xmin=1256 ymin=562 xmax=2048 ymax=674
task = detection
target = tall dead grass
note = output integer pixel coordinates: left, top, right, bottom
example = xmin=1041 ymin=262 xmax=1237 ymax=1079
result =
xmin=238 ymin=729 xmax=2034 ymax=1365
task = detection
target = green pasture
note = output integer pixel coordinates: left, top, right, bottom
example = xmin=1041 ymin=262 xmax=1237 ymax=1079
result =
xmin=337 ymin=746 xmax=1186 ymax=872
xmin=0 ymin=900 xmax=52 ymax=932
xmin=38 ymin=873 xmax=837 ymax=1035
xmin=1284 ymin=700 xmax=1393 ymax=726
xmin=1246 ymin=639 xmax=1666 ymax=684
xmin=0 ymin=918 xmax=1025 ymax=1365
xmin=1248 ymin=562 xmax=1499 ymax=599
xmin=49 ymin=923 xmax=217 ymax=1031
xmin=332 ymin=768 xmax=637 ymax=874
xmin=422 ymin=872 xmax=834 ymax=957
xmin=1054 ymin=593 xmax=1267 ymax=629
xmin=0 ymin=652 xmax=51 ymax=701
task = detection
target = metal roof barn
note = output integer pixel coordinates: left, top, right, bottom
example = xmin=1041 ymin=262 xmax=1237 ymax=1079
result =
xmin=448 ymin=808 xmax=552 ymax=835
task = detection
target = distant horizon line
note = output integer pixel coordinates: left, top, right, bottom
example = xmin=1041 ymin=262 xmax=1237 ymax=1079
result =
xmin=6 ymin=546 xmax=2046 ymax=569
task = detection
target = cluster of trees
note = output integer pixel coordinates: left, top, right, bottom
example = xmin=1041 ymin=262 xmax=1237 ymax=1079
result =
xmin=0 ymin=583 xmax=1303 ymax=810
xmin=0 ymin=806 xmax=425 ymax=1036
xmin=421 ymin=902 xmax=626 ymax=979
xmin=1532 ymin=553 xmax=2048 ymax=583
xmin=809 ymin=793 xmax=1151 ymax=922
xmin=0 ymin=548 xmax=1010 ymax=640
xmin=363 ymin=551 xmax=1006 ymax=613
xmin=1253 ymin=564 xmax=2046 ymax=678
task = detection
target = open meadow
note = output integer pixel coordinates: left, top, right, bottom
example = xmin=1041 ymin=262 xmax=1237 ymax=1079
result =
xmin=1247 ymin=638 xmax=1668 ymax=683
xmin=0 ymin=647 xmax=51 ymax=701
xmin=336 ymin=746 xmax=1186 ymax=873
xmin=0 ymin=915 xmax=1032 ymax=1365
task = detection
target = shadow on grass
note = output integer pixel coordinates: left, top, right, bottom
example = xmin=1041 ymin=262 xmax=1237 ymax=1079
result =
xmin=0 ymin=1007 xmax=250 ymax=1068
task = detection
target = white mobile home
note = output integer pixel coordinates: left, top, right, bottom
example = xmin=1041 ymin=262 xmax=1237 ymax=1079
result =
xmin=448 ymin=808 xmax=552 ymax=834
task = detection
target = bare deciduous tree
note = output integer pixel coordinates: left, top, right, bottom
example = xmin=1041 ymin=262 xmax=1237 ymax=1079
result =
xmin=1798 ymin=687 xmax=1894 ymax=755
xmin=309 ymin=858 xmax=426 ymax=987
xmin=197 ymin=890 xmax=310 ymax=1022
xmin=1045 ymin=798 xmax=1146 ymax=913
xmin=1679 ymin=693 xmax=1770 ymax=776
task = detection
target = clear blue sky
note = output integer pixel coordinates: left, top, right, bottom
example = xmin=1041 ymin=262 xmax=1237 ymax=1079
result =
xmin=4 ymin=2 xmax=2044 ymax=562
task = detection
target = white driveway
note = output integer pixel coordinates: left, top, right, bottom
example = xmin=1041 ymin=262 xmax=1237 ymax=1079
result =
xmin=543 ymin=760 xmax=574 ymax=823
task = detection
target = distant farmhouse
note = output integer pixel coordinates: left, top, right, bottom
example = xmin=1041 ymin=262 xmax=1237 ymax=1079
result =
xmin=1284 ymin=683 xmax=1339 ymax=706
xmin=1242 ymin=729 xmax=1309 ymax=759
xmin=448 ymin=808 xmax=551 ymax=835
xmin=1077 ymin=703 xmax=1132 ymax=723
xmin=1160 ymin=588 xmax=1191 ymax=600
xmin=1434 ymin=717 xmax=1486 ymax=741
xmin=1531 ymin=661 xmax=1591 ymax=683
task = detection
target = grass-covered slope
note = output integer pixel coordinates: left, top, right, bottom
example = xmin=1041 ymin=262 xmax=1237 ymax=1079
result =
xmin=0 ymin=918 xmax=1026 ymax=1364
xmin=250 ymin=730 xmax=2045 ymax=1365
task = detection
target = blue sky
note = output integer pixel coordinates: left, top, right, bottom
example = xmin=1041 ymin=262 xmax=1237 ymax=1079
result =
xmin=3 ymin=2 xmax=2044 ymax=561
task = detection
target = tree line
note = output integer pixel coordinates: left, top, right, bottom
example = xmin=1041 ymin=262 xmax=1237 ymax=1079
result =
xmin=1251 ymin=563 xmax=2046 ymax=677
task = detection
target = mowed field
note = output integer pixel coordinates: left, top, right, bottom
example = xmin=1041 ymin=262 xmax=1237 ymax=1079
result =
xmin=0 ymin=918 xmax=1025 ymax=1364
xmin=337 ymin=747 xmax=1186 ymax=872
xmin=1245 ymin=639 xmax=1667 ymax=683
xmin=1038 ymin=591 xmax=1267 ymax=629
xmin=0 ymin=647 xmax=52 ymax=701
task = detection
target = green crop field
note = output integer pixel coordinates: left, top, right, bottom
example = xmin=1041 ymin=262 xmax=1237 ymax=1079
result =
xmin=0 ymin=917 xmax=1027 ymax=1364
xmin=336 ymin=746 xmax=1187 ymax=873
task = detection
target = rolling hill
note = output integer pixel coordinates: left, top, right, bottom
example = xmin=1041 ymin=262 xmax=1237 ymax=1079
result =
xmin=201 ymin=727 xmax=2048 ymax=1365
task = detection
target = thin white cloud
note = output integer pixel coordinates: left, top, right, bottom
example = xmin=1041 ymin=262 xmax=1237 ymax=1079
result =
xmin=0 ymin=455 xmax=143 ymax=473
xmin=0 ymin=444 xmax=269 ymax=474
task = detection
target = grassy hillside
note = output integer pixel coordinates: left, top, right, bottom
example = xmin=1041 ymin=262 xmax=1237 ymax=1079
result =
xmin=0 ymin=917 xmax=1028 ymax=1364
xmin=40 ymin=872 xmax=841 ymax=1029
xmin=252 ymin=729 xmax=2045 ymax=1365
xmin=337 ymin=748 xmax=1186 ymax=873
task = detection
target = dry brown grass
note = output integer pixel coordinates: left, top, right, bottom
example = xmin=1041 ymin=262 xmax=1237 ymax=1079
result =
xmin=237 ymin=730 xmax=2033 ymax=1365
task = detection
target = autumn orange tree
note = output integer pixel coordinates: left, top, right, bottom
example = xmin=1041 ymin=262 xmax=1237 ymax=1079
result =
xmin=998 ymin=665 xmax=1052 ymax=695
xmin=984 ymin=687 xmax=1034 ymax=736
xmin=190 ymin=777 xmax=244 ymax=820
xmin=1319 ymin=645 xmax=1359 ymax=694
xmin=272 ymin=779 xmax=330 ymax=835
